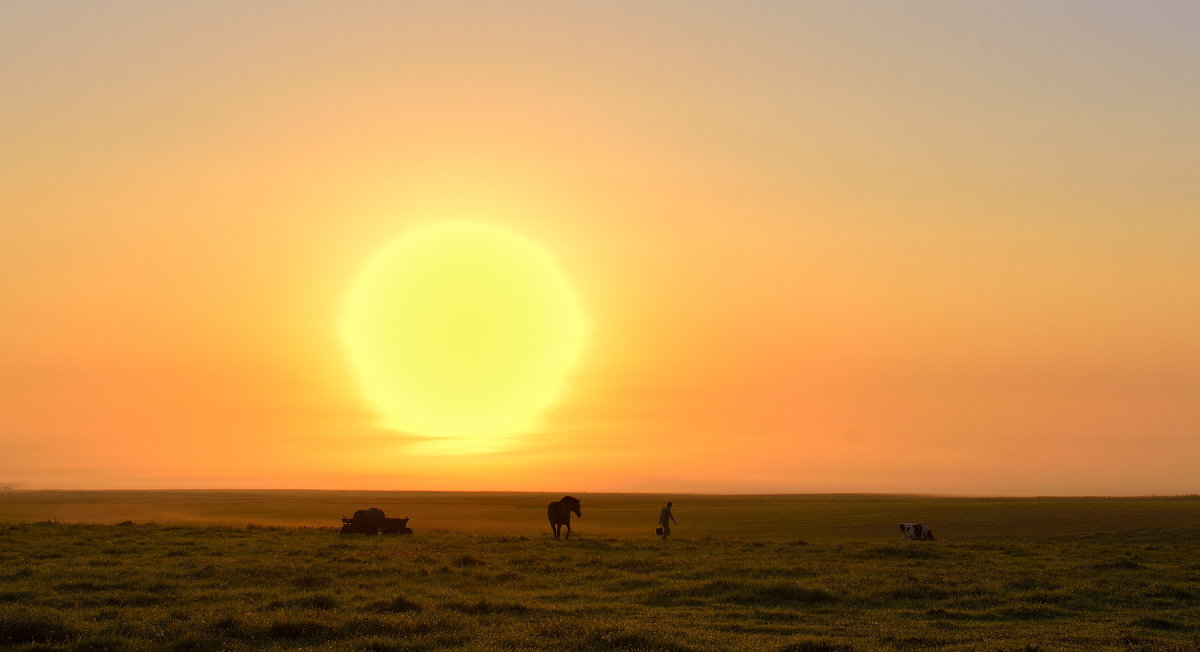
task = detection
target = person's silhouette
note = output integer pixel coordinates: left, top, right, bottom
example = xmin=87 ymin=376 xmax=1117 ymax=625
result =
xmin=658 ymin=501 xmax=677 ymax=539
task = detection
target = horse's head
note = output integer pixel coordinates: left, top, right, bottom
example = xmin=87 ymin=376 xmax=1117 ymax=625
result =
xmin=561 ymin=496 xmax=582 ymax=518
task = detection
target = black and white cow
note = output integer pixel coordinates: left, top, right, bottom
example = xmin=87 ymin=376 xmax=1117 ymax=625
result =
xmin=899 ymin=522 xmax=936 ymax=541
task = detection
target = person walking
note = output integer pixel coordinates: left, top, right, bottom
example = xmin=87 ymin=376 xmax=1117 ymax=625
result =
xmin=658 ymin=501 xmax=677 ymax=539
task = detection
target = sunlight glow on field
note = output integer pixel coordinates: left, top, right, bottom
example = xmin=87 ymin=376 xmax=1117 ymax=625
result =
xmin=340 ymin=221 xmax=587 ymax=454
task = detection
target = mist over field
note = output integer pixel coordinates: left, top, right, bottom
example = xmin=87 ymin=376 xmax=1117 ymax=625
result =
xmin=4 ymin=490 xmax=1200 ymax=539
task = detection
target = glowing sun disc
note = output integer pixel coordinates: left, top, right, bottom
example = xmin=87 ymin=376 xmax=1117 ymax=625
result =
xmin=340 ymin=221 xmax=588 ymax=454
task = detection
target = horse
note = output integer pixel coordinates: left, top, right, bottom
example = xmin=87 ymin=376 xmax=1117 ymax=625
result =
xmin=547 ymin=496 xmax=582 ymax=540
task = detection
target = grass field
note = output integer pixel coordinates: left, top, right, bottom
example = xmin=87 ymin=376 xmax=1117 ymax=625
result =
xmin=2 ymin=492 xmax=1199 ymax=650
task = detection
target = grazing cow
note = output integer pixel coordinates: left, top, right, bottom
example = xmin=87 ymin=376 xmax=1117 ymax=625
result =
xmin=899 ymin=523 xmax=936 ymax=541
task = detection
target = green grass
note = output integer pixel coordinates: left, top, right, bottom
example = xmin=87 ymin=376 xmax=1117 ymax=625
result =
xmin=1 ymin=492 xmax=1199 ymax=650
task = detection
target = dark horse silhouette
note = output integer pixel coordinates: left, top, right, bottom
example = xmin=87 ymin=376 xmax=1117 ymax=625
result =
xmin=547 ymin=496 xmax=581 ymax=540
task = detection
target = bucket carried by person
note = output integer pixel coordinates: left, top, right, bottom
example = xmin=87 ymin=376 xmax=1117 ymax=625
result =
xmin=655 ymin=527 xmax=664 ymax=536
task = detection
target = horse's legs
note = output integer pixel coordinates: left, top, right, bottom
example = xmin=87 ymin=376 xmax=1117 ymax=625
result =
xmin=565 ymin=521 xmax=571 ymax=540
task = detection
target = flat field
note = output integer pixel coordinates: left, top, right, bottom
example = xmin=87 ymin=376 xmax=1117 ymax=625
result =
xmin=2 ymin=492 xmax=1199 ymax=650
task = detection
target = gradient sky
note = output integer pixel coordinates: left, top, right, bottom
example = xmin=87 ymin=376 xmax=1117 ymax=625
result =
xmin=3 ymin=1 xmax=1198 ymax=495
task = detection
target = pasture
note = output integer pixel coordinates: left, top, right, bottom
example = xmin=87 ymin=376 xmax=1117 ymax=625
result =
xmin=2 ymin=492 xmax=1199 ymax=650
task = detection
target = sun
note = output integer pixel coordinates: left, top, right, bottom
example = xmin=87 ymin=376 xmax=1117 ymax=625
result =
xmin=340 ymin=221 xmax=588 ymax=454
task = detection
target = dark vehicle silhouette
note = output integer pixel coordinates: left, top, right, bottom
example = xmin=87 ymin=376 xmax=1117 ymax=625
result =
xmin=340 ymin=507 xmax=412 ymax=535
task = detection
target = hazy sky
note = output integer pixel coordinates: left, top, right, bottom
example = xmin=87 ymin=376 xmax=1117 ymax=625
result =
xmin=3 ymin=1 xmax=1198 ymax=494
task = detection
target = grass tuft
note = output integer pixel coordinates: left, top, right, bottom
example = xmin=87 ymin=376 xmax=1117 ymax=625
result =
xmin=882 ymin=583 xmax=953 ymax=602
xmin=291 ymin=572 xmax=329 ymax=588
xmin=739 ymin=583 xmax=836 ymax=606
xmin=857 ymin=544 xmax=936 ymax=559
xmin=442 ymin=599 xmax=531 ymax=614
xmin=69 ymin=632 xmax=134 ymax=651
xmin=170 ymin=632 xmax=219 ymax=651
xmin=923 ymin=608 xmax=973 ymax=620
xmin=265 ymin=619 xmax=332 ymax=640
xmin=1093 ymin=558 xmax=1144 ymax=570
xmin=359 ymin=638 xmax=404 ymax=652
xmin=0 ymin=609 xmax=80 ymax=644
xmin=1141 ymin=584 xmax=1194 ymax=600
xmin=776 ymin=641 xmax=855 ymax=652
xmin=584 ymin=627 xmax=695 ymax=651
xmin=375 ymin=595 xmax=424 ymax=613
xmin=0 ymin=591 xmax=34 ymax=603
xmin=993 ymin=605 xmax=1068 ymax=620
xmin=289 ymin=593 xmax=338 ymax=610
xmin=1131 ymin=616 xmax=1188 ymax=631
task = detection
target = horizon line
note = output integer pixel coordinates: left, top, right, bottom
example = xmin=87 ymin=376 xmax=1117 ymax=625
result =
xmin=3 ymin=487 xmax=1197 ymax=500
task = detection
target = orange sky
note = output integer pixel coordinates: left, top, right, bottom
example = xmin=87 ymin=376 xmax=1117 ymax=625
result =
xmin=2 ymin=2 xmax=1198 ymax=495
